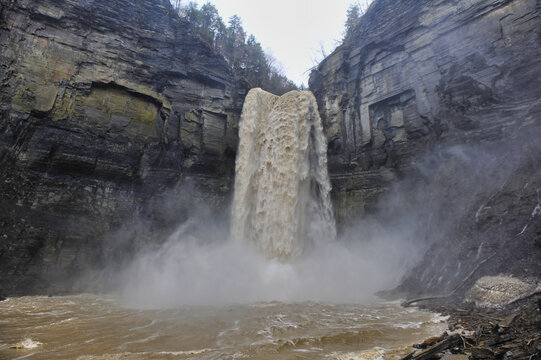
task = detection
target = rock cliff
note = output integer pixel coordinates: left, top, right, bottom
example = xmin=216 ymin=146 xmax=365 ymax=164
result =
xmin=310 ymin=0 xmax=541 ymax=296
xmin=0 ymin=0 xmax=246 ymax=294
xmin=1 ymin=0 xmax=540 ymax=299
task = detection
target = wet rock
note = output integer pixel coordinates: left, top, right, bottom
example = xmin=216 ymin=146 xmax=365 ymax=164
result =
xmin=441 ymin=355 xmax=468 ymax=360
xmin=0 ymin=0 xmax=246 ymax=295
xmin=498 ymin=313 xmax=519 ymax=328
xmin=310 ymin=0 xmax=541 ymax=297
xmin=422 ymin=300 xmax=541 ymax=360
xmin=471 ymin=346 xmax=497 ymax=359
xmin=311 ymin=0 xmax=541 ymax=225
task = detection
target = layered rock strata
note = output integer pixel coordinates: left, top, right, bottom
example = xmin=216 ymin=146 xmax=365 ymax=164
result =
xmin=310 ymin=0 xmax=541 ymax=224
xmin=0 ymin=0 xmax=245 ymax=294
xmin=310 ymin=0 xmax=541 ymax=296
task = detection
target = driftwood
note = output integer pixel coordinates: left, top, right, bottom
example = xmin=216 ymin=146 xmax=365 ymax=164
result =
xmin=401 ymin=334 xmax=462 ymax=360
xmin=400 ymin=298 xmax=541 ymax=360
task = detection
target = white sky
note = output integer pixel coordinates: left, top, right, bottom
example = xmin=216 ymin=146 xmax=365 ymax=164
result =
xmin=189 ymin=0 xmax=372 ymax=86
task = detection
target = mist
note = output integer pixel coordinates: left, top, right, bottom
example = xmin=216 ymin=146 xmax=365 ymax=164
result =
xmin=139 ymin=149 xmax=522 ymax=307
xmin=115 ymin=210 xmax=419 ymax=308
xmin=86 ymin=108 xmax=538 ymax=309
xmin=107 ymin=167 xmax=429 ymax=308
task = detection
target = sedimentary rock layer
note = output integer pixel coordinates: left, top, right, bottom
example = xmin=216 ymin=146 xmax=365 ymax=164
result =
xmin=310 ymin=0 xmax=541 ymax=296
xmin=0 ymin=0 xmax=246 ymax=294
xmin=310 ymin=0 xmax=541 ymax=223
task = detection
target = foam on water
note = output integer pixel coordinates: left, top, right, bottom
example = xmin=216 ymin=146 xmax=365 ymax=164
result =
xmin=10 ymin=338 xmax=42 ymax=349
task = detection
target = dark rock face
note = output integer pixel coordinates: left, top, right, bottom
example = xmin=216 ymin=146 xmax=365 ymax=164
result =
xmin=393 ymin=132 xmax=541 ymax=297
xmin=1 ymin=0 xmax=540 ymax=300
xmin=0 ymin=0 xmax=246 ymax=295
xmin=310 ymin=0 xmax=541 ymax=223
xmin=310 ymin=0 xmax=541 ymax=296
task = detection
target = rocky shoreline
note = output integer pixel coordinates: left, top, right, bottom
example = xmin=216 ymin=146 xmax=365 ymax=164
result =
xmin=401 ymin=298 xmax=541 ymax=360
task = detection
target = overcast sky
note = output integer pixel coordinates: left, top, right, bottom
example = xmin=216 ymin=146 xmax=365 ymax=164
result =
xmin=189 ymin=0 xmax=372 ymax=86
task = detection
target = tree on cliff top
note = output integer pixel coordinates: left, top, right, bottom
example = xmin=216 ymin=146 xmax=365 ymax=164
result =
xmin=172 ymin=0 xmax=182 ymax=15
xmin=173 ymin=1 xmax=297 ymax=95
xmin=343 ymin=0 xmax=372 ymax=42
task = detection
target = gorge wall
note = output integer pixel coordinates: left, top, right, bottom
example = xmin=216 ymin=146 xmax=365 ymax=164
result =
xmin=0 ymin=0 xmax=246 ymax=294
xmin=1 ymin=0 xmax=540 ymax=298
xmin=310 ymin=0 xmax=541 ymax=296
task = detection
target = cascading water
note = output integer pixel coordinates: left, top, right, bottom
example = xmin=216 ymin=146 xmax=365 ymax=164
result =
xmin=231 ymin=88 xmax=336 ymax=259
xmin=0 ymin=93 xmax=449 ymax=360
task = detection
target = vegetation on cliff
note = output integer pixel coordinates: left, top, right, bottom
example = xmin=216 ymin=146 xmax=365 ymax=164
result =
xmin=343 ymin=0 xmax=372 ymax=42
xmin=172 ymin=1 xmax=298 ymax=95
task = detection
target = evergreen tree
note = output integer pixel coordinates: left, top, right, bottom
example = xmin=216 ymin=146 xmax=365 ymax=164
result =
xmin=226 ymin=15 xmax=247 ymax=72
xmin=344 ymin=3 xmax=362 ymax=41
xmin=171 ymin=2 xmax=298 ymax=95
xmin=182 ymin=2 xmax=201 ymax=29
xmin=200 ymin=3 xmax=223 ymax=47
xmin=343 ymin=1 xmax=372 ymax=42
xmin=244 ymin=35 xmax=269 ymax=87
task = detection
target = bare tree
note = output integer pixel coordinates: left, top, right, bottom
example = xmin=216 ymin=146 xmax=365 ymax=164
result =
xmin=172 ymin=0 xmax=181 ymax=15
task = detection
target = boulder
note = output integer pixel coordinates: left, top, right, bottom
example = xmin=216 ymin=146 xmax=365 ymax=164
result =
xmin=466 ymin=276 xmax=536 ymax=308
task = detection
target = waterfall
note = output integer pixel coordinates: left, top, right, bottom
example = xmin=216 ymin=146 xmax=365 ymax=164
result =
xmin=231 ymin=88 xmax=336 ymax=259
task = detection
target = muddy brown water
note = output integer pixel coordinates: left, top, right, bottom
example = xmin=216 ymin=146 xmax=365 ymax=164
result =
xmin=0 ymin=295 xmax=447 ymax=359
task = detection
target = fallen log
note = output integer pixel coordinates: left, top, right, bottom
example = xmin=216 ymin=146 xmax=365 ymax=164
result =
xmin=401 ymin=334 xmax=462 ymax=360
